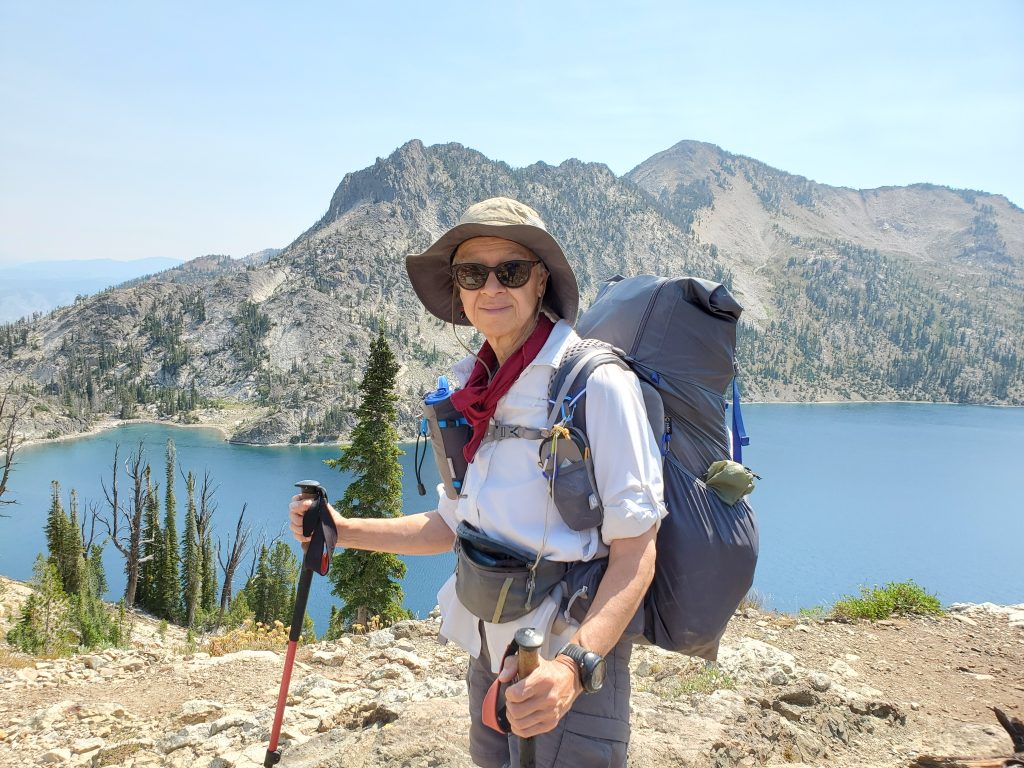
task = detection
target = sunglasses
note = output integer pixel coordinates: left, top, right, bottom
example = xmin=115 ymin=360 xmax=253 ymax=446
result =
xmin=451 ymin=259 xmax=543 ymax=290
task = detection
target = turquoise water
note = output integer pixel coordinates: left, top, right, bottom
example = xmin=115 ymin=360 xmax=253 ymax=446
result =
xmin=1 ymin=404 xmax=1022 ymax=634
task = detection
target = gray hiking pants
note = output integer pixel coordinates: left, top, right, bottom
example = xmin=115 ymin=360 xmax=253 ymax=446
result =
xmin=466 ymin=630 xmax=633 ymax=768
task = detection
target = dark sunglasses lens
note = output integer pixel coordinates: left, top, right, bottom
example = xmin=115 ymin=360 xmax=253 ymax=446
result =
xmin=496 ymin=261 xmax=532 ymax=288
xmin=454 ymin=264 xmax=488 ymax=290
xmin=453 ymin=260 xmax=537 ymax=290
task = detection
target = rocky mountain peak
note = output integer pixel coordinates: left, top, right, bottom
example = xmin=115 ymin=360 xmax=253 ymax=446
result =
xmin=1 ymin=138 xmax=1021 ymax=445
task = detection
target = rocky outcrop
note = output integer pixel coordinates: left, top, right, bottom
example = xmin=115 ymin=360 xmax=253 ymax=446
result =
xmin=1 ymin=589 xmax=1021 ymax=768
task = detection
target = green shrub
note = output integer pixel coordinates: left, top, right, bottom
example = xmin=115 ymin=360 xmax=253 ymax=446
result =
xmin=797 ymin=605 xmax=827 ymax=620
xmin=830 ymin=580 xmax=943 ymax=622
xmin=222 ymin=590 xmax=255 ymax=629
xmin=7 ymin=557 xmax=72 ymax=656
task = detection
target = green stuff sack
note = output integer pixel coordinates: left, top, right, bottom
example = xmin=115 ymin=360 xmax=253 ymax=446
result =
xmin=705 ymin=460 xmax=756 ymax=506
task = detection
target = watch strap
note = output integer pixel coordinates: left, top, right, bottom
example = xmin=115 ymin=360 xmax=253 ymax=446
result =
xmin=558 ymin=642 xmax=588 ymax=665
xmin=553 ymin=653 xmax=584 ymax=692
xmin=558 ymin=642 xmax=598 ymax=692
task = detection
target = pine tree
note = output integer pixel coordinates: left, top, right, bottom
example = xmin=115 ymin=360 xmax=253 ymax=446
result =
xmin=245 ymin=541 xmax=298 ymax=627
xmin=158 ymin=455 xmax=179 ymax=622
xmin=181 ymin=471 xmax=201 ymax=627
xmin=200 ymin=533 xmax=217 ymax=614
xmin=196 ymin=472 xmax=218 ymax=615
xmin=44 ymin=481 xmax=84 ymax=595
xmin=71 ymin=545 xmax=117 ymax=649
xmin=136 ymin=469 xmax=163 ymax=612
xmin=64 ymin=489 xmax=86 ymax=595
xmin=87 ymin=543 xmax=107 ymax=596
xmin=327 ymin=328 xmax=410 ymax=629
xmin=44 ymin=481 xmax=67 ymax=574
xmin=267 ymin=541 xmax=298 ymax=628
xmin=7 ymin=555 xmax=71 ymax=656
xmin=247 ymin=544 xmax=272 ymax=625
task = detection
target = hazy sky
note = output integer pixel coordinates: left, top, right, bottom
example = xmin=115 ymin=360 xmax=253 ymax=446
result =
xmin=2 ymin=1 xmax=1021 ymax=264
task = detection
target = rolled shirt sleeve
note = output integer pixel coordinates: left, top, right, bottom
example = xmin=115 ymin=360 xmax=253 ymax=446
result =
xmin=583 ymin=363 xmax=668 ymax=545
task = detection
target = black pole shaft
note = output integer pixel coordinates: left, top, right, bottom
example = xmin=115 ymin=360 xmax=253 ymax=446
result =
xmin=289 ymin=567 xmax=313 ymax=643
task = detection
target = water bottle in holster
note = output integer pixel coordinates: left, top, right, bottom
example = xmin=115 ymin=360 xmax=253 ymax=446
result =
xmin=415 ymin=376 xmax=472 ymax=500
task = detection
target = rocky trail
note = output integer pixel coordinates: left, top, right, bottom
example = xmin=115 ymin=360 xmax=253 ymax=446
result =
xmin=1 ymin=575 xmax=1022 ymax=767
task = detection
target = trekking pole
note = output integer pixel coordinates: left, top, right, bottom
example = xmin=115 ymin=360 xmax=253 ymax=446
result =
xmin=514 ymin=627 xmax=544 ymax=768
xmin=264 ymin=480 xmax=337 ymax=768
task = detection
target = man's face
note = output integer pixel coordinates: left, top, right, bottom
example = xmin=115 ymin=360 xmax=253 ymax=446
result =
xmin=452 ymin=237 xmax=548 ymax=350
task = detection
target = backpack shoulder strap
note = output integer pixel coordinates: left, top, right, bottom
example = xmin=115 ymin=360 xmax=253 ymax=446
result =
xmin=547 ymin=340 xmax=630 ymax=430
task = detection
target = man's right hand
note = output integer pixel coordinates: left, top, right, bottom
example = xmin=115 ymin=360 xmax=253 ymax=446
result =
xmin=289 ymin=493 xmax=342 ymax=546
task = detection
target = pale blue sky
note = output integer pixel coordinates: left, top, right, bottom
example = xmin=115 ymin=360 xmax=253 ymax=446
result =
xmin=2 ymin=1 xmax=1021 ymax=264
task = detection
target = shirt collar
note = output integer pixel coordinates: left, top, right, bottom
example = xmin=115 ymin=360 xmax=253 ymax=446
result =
xmin=451 ymin=318 xmax=577 ymax=385
xmin=529 ymin=318 xmax=577 ymax=370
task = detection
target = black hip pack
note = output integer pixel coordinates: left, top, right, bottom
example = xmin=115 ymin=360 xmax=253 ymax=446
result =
xmin=455 ymin=522 xmax=567 ymax=624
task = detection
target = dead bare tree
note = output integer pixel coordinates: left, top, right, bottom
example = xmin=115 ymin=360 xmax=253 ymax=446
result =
xmin=216 ymin=503 xmax=253 ymax=619
xmin=99 ymin=443 xmax=154 ymax=607
xmin=81 ymin=499 xmax=105 ymax=553
xmin=196 ymin=469 xmax=218 ymax=544
xmin=0 ymin=382 xmax=26 ymax=513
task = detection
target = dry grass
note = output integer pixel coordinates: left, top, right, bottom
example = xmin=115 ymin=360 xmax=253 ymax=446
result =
xmin=206 ymin=620 xmax=302 ymax=656
xmin=0 ymin=646 xmax=35 ymax=669
xmin=737 ymin=588 xmax=768 ymax=613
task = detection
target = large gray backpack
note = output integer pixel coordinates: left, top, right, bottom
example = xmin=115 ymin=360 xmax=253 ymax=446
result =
xmin=548 ymin=274 xmax=759 ymax=660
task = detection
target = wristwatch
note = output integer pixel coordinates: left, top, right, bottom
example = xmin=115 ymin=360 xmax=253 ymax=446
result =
xmin=557 ymin=643 xmax=606 ymax=693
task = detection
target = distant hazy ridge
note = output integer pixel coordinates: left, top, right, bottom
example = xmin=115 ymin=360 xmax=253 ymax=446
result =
xmin=1 ymin=140 xmax=1021 ymax=444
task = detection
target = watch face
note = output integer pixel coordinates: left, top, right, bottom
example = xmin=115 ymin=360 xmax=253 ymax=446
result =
xmin=585 ymin=654 xmax=607 ymax=693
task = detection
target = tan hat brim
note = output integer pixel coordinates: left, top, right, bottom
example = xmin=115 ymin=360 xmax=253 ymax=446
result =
xmin=405 ymin=222 xmax=579 ymax=326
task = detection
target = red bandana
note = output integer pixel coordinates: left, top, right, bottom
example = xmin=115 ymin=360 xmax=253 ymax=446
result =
xmin=450 ymin=316 xmax=555 ymax=463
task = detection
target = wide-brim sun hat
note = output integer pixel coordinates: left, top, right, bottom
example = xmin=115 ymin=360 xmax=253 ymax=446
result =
xmin=405 ymin=197 xmax=579 ymax=326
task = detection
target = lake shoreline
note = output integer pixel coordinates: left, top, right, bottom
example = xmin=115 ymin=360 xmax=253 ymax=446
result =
xmin=20 ymin=415 xmax=234 ymax=449
xmin=20 ymin=399 xmax=1023 ymax=449
xmin=19 ymin=410 xmax=346 ymax=450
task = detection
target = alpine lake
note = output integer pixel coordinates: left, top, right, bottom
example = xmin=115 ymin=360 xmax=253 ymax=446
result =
xmin=2 ymin=403 xmax=1022 ymax=636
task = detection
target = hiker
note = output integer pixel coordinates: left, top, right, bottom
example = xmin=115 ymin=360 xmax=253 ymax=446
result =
xmin=289 ymin=197 xmax=666 ymax=767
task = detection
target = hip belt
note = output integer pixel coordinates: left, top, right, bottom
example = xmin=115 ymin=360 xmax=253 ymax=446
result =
xmin=455 ymin=522 xmax=568 ymax=624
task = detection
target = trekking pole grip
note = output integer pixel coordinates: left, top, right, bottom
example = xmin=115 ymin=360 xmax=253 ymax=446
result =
xmin=295 ymin=480 xmax=336 ymax=577
xmin=515 ymin=627 xmax=544 ymax=768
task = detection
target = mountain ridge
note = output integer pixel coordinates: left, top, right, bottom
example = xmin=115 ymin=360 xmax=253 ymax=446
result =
xmin=630 ymin=139 xmax=1022 ymax=209
xmin=1 ymin=139 xmax=1021 ymax=444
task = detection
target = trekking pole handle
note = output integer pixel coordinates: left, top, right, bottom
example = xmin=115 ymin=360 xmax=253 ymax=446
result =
xmin=515 ymin=627 xmax=545 ymax=768
xmin=516 ymin=627 xmax=543 ymax=677
xmin=294 ymin=480 xmax=336 ymax=577
xmin=296 ymin=480 xmax=326 ymax=547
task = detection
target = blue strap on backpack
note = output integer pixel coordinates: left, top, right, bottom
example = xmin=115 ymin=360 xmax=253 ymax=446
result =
xmin=731 ymin=377 xmax=749 ymax=464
